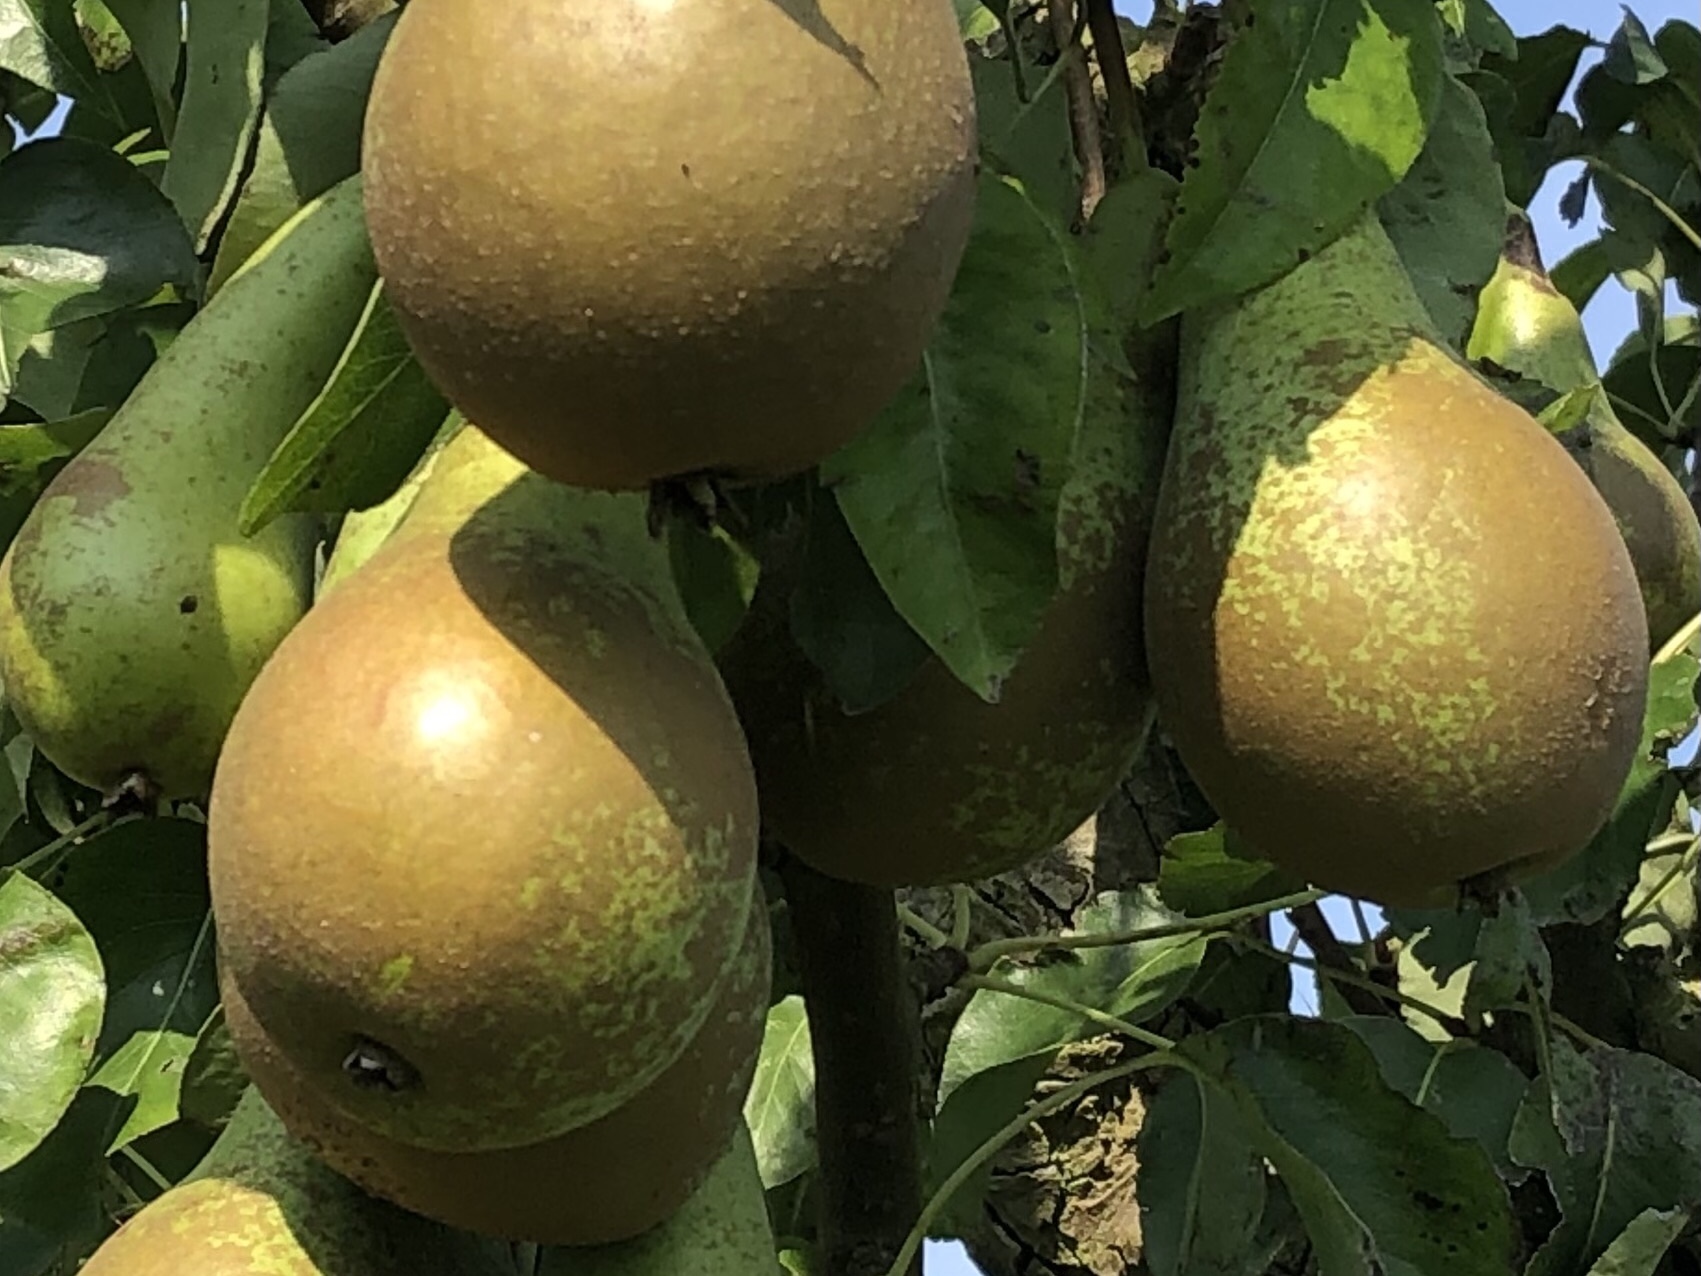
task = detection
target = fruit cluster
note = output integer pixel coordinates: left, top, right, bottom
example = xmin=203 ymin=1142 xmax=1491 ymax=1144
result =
xmin=0 ymin=0 xmax=1694 ymax=1268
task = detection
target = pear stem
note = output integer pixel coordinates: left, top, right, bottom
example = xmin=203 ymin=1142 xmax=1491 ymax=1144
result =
xmin=778 ymin=852 xmax=926 ymax=1276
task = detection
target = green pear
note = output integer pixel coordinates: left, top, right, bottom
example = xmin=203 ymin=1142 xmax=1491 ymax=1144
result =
xmin=209 ymin=426 xmax=759 ymax=1152
xmin=76 ymin=1087 xmax=509 ymax=1275
xmin=0 ymin=178 xmax=377 ymax=799
xmin=1469 ymin=213 xmax=1701 ymax=652
xmin=1144 ymin=210 xmax=1649 ymax=907
xmin=717 ymin=301 xmax=1174 ymax=888
xmin=536 ymin=1124 xmax=780 ymax=1276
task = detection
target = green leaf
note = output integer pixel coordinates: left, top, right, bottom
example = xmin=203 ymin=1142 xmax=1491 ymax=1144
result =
xmin=941 ymin=891 xmax=1204 ymax=1104
xmin=85 ymin=1024 xmax=199 ymax=1152
xmin=0 ymin=0 xmax=110 ymax=110
xmin=160 ymin=0 xmax=268 ymax=250
xmin=49 ymin=818 xmax=217 ymax=1152
xmin=1180 ymin=1016 xmax=1518 ymax=1276
xmin=823 ymin=174 xmax=1084 ymax=701
xmin=967 ymin=48 xmax=1075 ymax=231
xmin=0 ymin=1087 xmax=132 ymax=1275
xmin=0 ymin=872 xmax=104 ymax=1172
xmin=262 ymin=0 xmax=324 ymax=80
xmin=10 ymin=300 xmax=190 ymax=425
xmin=1139 ymin=0 xmax=1444 ymax=323
xmin=1591 ymin=134 xmax=1701 ymax=309
xmin=1551 ymin=236 xmax=1616 ymax=315
xmin=1138 ymin=1070 xmax=1267 ymax=1276
xmin=1377 ymin=72 xmax=1505 ymax=348
xmin=1601 ymin=9 xmax=1666 ymax=86
xmin=1587 ymin=1208 xmax=1689 ymax=1276
xmin=206 ymin=12 xmax=394 ymax=292
xmin=928 ymin=890 xmax=1205 ymax=1226
xmin=1603 ymin=314 xmax=1698 ymax=445
xmin=178 ymin=1004 xmax=248 ymax=1130
xmin=667 ymin=518 xmax=759 ymax=658
xmin=1513 ymin=1039 xmax=1701 ymax=1276
xmin=1183 ymin=942 xmax=1295 ymax=1022
xmin=1471 ymin=25 xmax=1590 ymax=207
xmin=1621 ymin=836 xmax=1698 ymax=953
xmin=0 ymin=136 xmax=198 ymax=396
xmin=787 ymin=486 xmax=931 ymax=715
xmin=101 ymin=0 xmax=181 ymax=138
xmin=0 ymin=409 xmax=109 ymax=497
xmin=1455 ymin=0 xmax=1515 ymax=61
xmin=1461 ymin=892 xmax=1549 ymax=1019
xmin=742 ymin=995 xmax=815 ymax=1191
xmin=239 ymin=282 xmax=447 ymax=535
xmin=1336 ymin=1015 xmax=1530 ymax=1177
xmin=1524 ymin=641 xmax=1699 ymax=925
xmin=955 ymin=0 xmax=998 ymax=41
xmin=1158 ymin=824 xmax=1306 ymax=917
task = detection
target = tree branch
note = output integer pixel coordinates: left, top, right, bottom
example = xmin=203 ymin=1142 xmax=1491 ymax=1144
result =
xmin=779 ymin=852 xmax=927 ymax=1276
xmin=1048 ymin=0 xmax=1107 ymax=223
xmin=1286 ymin=902 xmax=1391 ymax=1018
xmin=299 ymin=0 xmax=396 ymax=41
xmin=1083 ymin=0 xmax=1140 ymax=173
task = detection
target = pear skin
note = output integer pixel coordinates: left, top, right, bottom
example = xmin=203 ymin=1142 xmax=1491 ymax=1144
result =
xmin=536 ymin=1124 xmax=781 ymax=1276
xmin=0 ymin=179 xmax=375 ymax=799
xmin=209 ymin=429 xmax=759 ymax=1152
xmin=1144 ymin=211 xmax=1649 ymax=907
xmin=221 ymin=887 xmax=771 ymax=1244
xmin=1469 ymin=219 xmax=1700 ymax=651
xmin=362 ymin=0 xmax=977 ymax=490
xmin=76 ymin=1088 xmax=508 ymax=1276
xmin=719 ymin=318 xmax=1173 ymax=887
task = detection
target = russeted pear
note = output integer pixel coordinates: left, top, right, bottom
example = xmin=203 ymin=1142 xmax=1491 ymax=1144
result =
xmin=361 ymin=0 xmax=978 ymax=491
xmin=76 ymin=1088 xmax=508 ymax=1276
xmin=209 ymin=426 xmax=759 ymax=1153
xmin=1144 ymin=210 xmax=1649 ymax=907
xmin=0 ymin=179 xmax=375 ymax=799
xmin=534 ymin=1125 xmax=780 ymax=1276
xmin=221 ymin=885 xmax=771 ymax=1245
xmin=718 ymin=322 xmax=1173 ymax=887
xmin=316 ymin=416 xmax=459 ymax=598
xmin=1468 ymin=217 xmax=1701 ymax=652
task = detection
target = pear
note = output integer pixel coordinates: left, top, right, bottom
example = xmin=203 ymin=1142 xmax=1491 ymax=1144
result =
xmin=1144 ymin=210 xmax=1649 ymax=907
xmin=718 ymin=320 xmax=1172 ymax=887
xmin=0 ymin=179 xmax=375 ymax=799
xmin=361 ymin=0 xmax=977 ymax=491
xmin=222 ymin=884 xmax=772 ymax=1244
xmin=209 ymin=426 xmax=760 ymax=1153
xmin=535 ymin=1124 xmax=781 ymax=1276
xmin=317 ymin=415 xmax=461 ymax=598
xmin=1468 ymin=214 xmax=1701 ymax=652
xmin=76 ymin=1087 xmax=508 ymax=1276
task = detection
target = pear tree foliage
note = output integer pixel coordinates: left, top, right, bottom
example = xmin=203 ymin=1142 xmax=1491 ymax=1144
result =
xmin=0 ymin=0 xmax=1699 ymax=1274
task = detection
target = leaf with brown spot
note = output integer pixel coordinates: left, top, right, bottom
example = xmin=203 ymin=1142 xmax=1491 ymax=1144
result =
xmin=0 ymin=873 xmax=105 ymax=1172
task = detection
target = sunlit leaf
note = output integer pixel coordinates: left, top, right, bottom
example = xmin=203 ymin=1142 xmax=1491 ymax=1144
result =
xmin=0 ymin=872 xmax=104 ymax=1172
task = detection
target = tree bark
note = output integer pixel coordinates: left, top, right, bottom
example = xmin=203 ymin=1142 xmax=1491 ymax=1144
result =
xmin=894 ymin=732 xmax=1249 ymax=1276
xmin=780 ymin=854 xmax=928 ymax=1276
xmin=300 ymin=0 xmax=396 ymax=41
